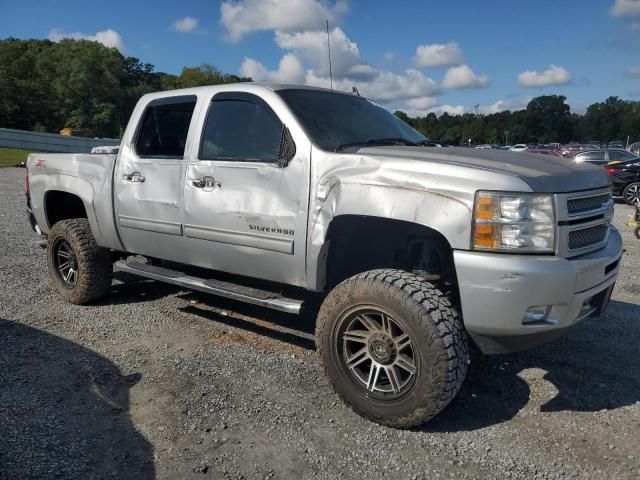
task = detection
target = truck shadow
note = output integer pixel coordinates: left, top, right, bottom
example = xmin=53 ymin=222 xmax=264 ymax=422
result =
xmin=423 ymin=299 xmax=640 ymax=432
xmin=177 ymin=291 xmax=317 ymax=351
xmin=101 ymin=273 xmax=640 ymax=433
xmin=0 ymin=319 xmax=154 ymax=479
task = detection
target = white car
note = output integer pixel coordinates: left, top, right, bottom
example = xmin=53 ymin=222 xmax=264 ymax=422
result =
xmin=510 ymin=144 xmax=528 ymax=152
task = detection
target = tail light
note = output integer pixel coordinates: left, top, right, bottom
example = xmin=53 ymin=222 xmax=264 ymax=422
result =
xmin=605 ymin=166 xmax=615 ymax=175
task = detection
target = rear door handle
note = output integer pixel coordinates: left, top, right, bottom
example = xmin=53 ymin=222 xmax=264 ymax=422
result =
xmin=192 ymin=176 xmax=220 ymax=189
xmin=123 ymin=172 xmax=145 ymax=183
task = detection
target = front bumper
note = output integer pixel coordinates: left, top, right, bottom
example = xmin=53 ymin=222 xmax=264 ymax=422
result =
xmin=455 ymin=226 xmax=622 ymax=354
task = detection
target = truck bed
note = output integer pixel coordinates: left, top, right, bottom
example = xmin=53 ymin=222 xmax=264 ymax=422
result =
xmin=26 ymin=153 xmax=123 ymax=250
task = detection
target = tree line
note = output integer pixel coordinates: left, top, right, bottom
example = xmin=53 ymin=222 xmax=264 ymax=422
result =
xmin=395 ymin=94 xmax=640 ymax=146
xmin=0 ymin=38 xmax=249 ymax=138
xmin=1 ymin=37 xmax=639 ymax=144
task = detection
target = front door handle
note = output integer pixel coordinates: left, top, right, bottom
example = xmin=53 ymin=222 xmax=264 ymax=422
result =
xmin=123 ymin=172 xmax=145 ymax=183
xmin=192 ymin=176 xmax=220 ymax=189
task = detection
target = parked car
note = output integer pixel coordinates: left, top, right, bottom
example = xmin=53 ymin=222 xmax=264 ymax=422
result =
xmin=561 ymin=144 xmax=587 ymax=157
xmin=606 ymin=158 xmax=640 ymax=205
xmin=25 ymin=83 xmax=621 ymax=428
xmin=509 ymin=143 xmax=528 ymax=152
xmin=91 ymin=145 xmax=120 ymax=154
xmin=571 ymin=149 xmax=637 ymax=166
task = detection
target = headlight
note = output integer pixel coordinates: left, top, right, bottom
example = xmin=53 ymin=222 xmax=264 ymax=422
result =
xmin=472 ymin=191 xmax=555 ymax=252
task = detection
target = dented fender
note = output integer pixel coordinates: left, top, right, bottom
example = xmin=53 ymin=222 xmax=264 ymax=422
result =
xmin=305 ymin=148 xmax=533 ymax=291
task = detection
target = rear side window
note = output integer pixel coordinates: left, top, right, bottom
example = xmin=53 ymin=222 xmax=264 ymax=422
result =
xmin=200 ymin=95 xmax=283 ymax=162
xmin=135 ymin=95 xmax=197 ymax=158
xmin=608 ymin=150 xmax=633 ymax=162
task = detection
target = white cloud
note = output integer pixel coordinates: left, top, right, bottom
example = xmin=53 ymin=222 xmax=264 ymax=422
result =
xmin=220 ymin=0 xmax=348 ymax=42
xmin=518 ymin=64 xmax=571 ymax=87
xmin=382 ymin=51 xmax=396 ymax=63
xmin=479 ymin=97 xmax=531 ymax=114
xmin=610 ymin=0 xmax=640 ymax=17
xmin=427 ymin=104 xmax=466 ymax=116
xmin=240 ymin=53 xmax=305 ymax=83
xmin=413 ymin=42 xmax=463 ymax=68
xmin=405 ymin=96 xmax=438 ymax=110
xmin=174 ymin=17 xmax=199 ymax=32
xmin=628 ymin=66 xmax=640 ymax=77
xmin=442 ymin=64 xmax=489 ymax=89
xmin=275 ymin=27 xmax=365 ymax=79
xmin=48 ymin=28 xmax=125 ymax=51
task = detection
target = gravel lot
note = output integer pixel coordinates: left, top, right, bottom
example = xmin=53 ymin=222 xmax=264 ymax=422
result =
xmin=1 ymin=166 xmax=639 ymax=480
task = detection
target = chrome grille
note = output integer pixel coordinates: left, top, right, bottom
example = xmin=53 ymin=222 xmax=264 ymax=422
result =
xmin=568 ymin=224 xmax=609 ymax=250
xmin=567 ymin=193 xmax=611 ymax=216
xmin=556 ymin=188 xmax=613 ymax=257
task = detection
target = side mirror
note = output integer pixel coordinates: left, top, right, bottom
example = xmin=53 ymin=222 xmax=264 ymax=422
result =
xmin=276 ymin=126 xmax=296 ymax=168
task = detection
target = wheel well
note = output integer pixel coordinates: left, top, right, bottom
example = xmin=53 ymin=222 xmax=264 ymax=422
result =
xmin=44 ymin=191 xmax=88 ymax=228
xmin=323 ymin=215 xmax=456 ymax=291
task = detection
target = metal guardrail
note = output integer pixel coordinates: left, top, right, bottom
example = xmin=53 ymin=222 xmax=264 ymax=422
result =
xmin=0 ymin=128 xmax=119 ymax=153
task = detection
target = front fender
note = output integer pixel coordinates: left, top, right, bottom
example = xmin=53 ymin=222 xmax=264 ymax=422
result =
xmin=305 ymin=180 xmax=473 ymax=291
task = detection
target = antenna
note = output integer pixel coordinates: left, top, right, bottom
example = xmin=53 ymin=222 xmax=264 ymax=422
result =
xmin=326 ymin=19 xmax=333 ymax=91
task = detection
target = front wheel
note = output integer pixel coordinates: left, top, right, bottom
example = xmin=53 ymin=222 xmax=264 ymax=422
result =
xmin=47 ymin=218 xmax=113 ymax=304
xmin=316 ymin=269 xmax=468 ymax=428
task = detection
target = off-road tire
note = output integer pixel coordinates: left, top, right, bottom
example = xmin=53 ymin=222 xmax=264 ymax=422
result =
xmin=316 ymin=269 xmax=468 ymax=428
xmin=47 ymin=219 xmax=113 ymax=304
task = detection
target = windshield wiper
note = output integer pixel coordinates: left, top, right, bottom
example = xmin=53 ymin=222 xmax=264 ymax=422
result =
xmin=335 ymin=138 xmax=419 ymax=151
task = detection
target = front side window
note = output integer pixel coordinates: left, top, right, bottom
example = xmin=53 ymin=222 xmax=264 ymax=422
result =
xmin=200 ymin=96 xmax=283 ymax=162
xmin=578 ymin=151 xmax=605 ymax=163
xmin=135 ymin=96 xmax=197 ymax=158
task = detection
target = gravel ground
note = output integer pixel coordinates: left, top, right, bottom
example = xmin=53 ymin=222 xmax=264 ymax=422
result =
xmin=1 ymin=166 xmax=639 ymax=480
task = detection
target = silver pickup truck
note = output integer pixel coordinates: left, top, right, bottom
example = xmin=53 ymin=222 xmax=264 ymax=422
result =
xmin=26 ymin=83 xmax=622 ymax=427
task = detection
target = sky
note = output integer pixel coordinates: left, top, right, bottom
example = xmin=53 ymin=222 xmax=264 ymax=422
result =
xmin=2 ymin=0 xmax=640 ymax=116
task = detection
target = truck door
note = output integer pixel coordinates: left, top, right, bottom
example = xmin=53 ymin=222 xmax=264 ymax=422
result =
xmin=181 ymin=91 xmax=310 ymax=287
xmin=114 ymin=95 xmax=198 ymax=261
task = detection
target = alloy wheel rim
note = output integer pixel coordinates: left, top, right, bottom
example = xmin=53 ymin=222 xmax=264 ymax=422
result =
xmin=625 ymin=184 xmax=640 ymax=205
xmin=53 ymin=239 xmax=78 ymax=287
xmin=339 ymin=308 xmax=417 ymax=398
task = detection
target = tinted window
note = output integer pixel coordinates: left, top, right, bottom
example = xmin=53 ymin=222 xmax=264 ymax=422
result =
xmin=200 ymin=98 xmax=283 ymax=161
xmin=277 ymin=89 xmax=426 ymax=151
xmin=577 ymin=151 xmax=605 ymax=162
xmin=608 ymin=150 xmax=634 ymax=161
xmin=135 ymin=96 xmax=196 ymax=158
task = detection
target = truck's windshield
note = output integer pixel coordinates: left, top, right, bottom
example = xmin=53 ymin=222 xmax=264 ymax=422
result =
xmin=277 ymin=89 xmax=428 ymax=152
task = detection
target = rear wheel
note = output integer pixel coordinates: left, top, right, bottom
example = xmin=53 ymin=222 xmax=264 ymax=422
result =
xmin=316 ymin=269 xmax=468 ymax=428
xmin=47 ymin=219 xmax=113 ymax=304
xmin=622 ymin=182 xmax=640 ymax=206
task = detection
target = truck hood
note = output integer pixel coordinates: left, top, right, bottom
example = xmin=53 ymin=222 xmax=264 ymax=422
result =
xmin=357 ymin=146 xmax=609 ymax=193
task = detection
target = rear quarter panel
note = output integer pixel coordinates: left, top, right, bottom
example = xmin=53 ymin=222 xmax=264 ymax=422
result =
xmin=27 ymin=153 xmax=123 ymax=250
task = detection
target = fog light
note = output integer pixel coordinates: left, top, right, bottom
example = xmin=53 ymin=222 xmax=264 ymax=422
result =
xmin=523 ymin=305 xmax=552 ymax=325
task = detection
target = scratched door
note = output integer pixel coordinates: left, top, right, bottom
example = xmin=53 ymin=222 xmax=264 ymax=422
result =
xmin=180 ymin=91 xmax=310 ymax=287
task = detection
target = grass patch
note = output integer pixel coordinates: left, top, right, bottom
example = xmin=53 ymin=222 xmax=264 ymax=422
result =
xmin=0 ymin=147 xmax=32 ymax=167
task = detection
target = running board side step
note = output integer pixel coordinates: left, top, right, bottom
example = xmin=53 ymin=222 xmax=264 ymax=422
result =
xmin=113 ymin=260 xmax=304 ymax=314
